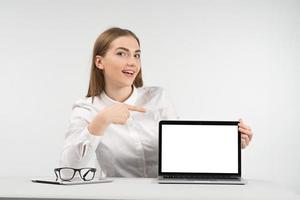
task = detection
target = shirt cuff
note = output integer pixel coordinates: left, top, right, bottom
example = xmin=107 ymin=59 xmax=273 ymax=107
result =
xmin=78 ymin=127 xmax=102 ymax=151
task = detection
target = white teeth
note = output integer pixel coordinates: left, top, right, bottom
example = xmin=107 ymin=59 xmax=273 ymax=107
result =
xmin=122 ymin=70 xmax=134 ymax=75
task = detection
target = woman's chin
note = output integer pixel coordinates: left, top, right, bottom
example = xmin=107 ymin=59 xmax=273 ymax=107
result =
xmin=119 ymin=80 xmax=134 ymax=88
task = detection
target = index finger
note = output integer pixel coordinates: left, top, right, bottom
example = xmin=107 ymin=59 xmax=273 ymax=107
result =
xmin=125 ymin=104 xmax=146 ymax=113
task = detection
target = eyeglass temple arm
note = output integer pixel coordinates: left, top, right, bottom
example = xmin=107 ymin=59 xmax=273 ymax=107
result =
xmin=82 ymin=169 xmax=94 ymax=179
xmin=54 ymin=169 xmax=59 ymax=181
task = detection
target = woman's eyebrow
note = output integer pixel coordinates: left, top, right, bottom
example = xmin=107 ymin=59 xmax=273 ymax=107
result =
xmin=115 ymin=47 xmax=141 ymax=53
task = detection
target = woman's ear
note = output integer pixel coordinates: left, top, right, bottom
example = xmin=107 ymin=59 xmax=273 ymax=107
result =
xmin=95 ymin=55 xmax=104 ymax=70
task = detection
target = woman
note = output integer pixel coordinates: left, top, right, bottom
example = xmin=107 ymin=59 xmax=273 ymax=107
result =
xmin=60 ymin=27 xmax=253 ymax=178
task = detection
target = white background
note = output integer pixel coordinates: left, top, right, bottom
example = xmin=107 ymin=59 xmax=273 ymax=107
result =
xmin=161 ymin=125 xmax=238 ymax=173
xmin=0 ymin=0 xmax=299 ymax=193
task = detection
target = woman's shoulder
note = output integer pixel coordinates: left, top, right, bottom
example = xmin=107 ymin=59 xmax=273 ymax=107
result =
xmin=136 ymin=86 xmax=170 ymax=104
xmin=136 ymin=86 xmax=178 ymax=119
xmin=72 ymin=96 xmax=102 ymax=111
xmin=137 ymin=86 xmax=166 ymax=97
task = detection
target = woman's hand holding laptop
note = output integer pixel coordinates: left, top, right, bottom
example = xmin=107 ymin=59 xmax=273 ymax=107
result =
xmin=238 ymin=119 xmax=253 ymax=149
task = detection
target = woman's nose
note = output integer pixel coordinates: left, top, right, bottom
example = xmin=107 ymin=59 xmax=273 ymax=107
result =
xmin=126 ymin=56 xmax=137 ymax=67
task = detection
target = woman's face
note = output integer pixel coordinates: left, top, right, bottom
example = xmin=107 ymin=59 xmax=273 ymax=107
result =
xmin=95 ymin=36 xmax=141 ymax=89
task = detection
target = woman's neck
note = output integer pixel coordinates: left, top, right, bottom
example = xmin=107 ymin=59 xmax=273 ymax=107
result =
xmin=104 ymin=85 xmax=133 ymax=102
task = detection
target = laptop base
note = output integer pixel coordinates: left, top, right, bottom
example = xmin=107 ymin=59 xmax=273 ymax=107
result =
xmin=157 ymin=177 xmax=247 ymax=185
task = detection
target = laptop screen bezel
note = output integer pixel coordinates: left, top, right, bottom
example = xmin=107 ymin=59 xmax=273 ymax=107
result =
xmin=158 ymin=120 xmax=241 ymax=178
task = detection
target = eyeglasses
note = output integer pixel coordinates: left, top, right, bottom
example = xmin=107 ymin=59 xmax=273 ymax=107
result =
xmin=54 ymin=167 xmax=96 ymax=181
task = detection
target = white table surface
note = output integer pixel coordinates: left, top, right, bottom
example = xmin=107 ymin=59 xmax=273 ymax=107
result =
xmin=0 ymin=177 xmax=299 ymax=200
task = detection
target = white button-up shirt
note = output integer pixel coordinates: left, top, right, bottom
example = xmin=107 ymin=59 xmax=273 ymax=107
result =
xmin=60 ymin=86 xmax=178 ymax=178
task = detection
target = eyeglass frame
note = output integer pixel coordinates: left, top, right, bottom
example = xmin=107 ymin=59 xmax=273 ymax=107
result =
xmin=54 ymin=167 xmax=96 ymax=181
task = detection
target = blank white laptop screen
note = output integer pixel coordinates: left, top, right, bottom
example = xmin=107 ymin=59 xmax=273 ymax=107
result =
xmin=161 ymin=124 xmax=238 ymax=173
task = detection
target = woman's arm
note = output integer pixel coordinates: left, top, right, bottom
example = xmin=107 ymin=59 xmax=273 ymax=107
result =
xmin=59 ymin=102 xmax=102 ymax=170
xmin=60 ymin=101 xmax=146 ymax=169
xmin=88 ymin=103 xmax=146 ymax=135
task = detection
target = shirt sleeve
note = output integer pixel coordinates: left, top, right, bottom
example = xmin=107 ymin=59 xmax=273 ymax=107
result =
xmin=59 ymin=100 xmax=102 ymax=171
xmin=159 ymin=88 xmax=179 ymax=120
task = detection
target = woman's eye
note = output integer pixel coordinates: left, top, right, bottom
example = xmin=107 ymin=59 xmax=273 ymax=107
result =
xmin=117 ymin=52 xmax=127 ymax=56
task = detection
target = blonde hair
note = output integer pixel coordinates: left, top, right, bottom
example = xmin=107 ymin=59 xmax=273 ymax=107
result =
xmin=86 ymin=27 xmax=143 ymax=102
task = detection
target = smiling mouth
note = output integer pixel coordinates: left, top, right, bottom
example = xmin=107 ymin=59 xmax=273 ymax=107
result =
xmin=122 ymin=70 xmax=135 ymax=76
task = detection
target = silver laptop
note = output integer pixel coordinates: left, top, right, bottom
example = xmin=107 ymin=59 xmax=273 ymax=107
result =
xmin=157 ymin=120 xmax=246 ymax=185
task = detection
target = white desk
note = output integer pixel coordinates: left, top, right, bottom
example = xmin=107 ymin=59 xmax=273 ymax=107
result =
xmin=0 ymin=177 xmax=299 ymax=200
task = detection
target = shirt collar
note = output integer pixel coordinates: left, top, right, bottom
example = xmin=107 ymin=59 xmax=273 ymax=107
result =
xmin=100 ymin=86 xmax=137 ymax=106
